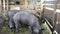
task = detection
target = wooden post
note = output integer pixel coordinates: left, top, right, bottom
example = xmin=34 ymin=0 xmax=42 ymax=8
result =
xmin=0 ymin=0 xmax=2 ymax=17
xmin=3 ymin=0 xmax=6 ymax=17
xmin=40 ymin=0 xmax=45 ymax=21
xmin=5 ymin=0 xmax=9 ymax=19
xmin=53 ymin=0 xmax=57 ymax=34
xmin=25 ymin=0 xmax=27 ymax=9
xmin=6 ymin=0 xmax=9 ymax=11
xmin=1 ymin=0 xmax=3 ymax=17
xmin=8 ymin=0 xmax=9 ymax=10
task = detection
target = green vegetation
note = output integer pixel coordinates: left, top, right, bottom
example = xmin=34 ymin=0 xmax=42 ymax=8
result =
xmin=41 ymin=23 xmax=52 ymax=34
xmin=0 ymin=22 xmax=52 ymax=34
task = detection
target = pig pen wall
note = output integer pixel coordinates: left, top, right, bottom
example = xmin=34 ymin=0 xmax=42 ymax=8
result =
xmin=43 ymin=7 xmax=54 ymax=26
xmin=43 ymin=7 xmax=60 ymax=34
xmin=55 ymin=12 xmax=60 ymax=34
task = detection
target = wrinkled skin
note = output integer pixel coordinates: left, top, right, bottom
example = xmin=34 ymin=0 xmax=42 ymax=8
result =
xmin=13 ymin=11 xmax=42 ymax=34
xmin=8 ymin=10 xmax=20 ymax=31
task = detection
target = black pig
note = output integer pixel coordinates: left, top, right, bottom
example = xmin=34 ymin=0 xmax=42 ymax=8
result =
xmin=13 ymin=11 xmax=42 ymax=34
xmin=8 ymin=10 xmax=20 ymax=31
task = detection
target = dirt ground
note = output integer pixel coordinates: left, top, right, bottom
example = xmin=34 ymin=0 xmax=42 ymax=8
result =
xmin=0 ymin=22 xmax=52 ymax=34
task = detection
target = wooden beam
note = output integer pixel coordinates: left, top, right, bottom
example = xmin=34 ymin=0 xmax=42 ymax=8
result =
xmin=3 ymin=0 xmax=6 ymax=17
xmin=52 ymin=0 xmax=57 ymax=34
xmin=6 ymin=0 xmax=9 ymax=11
